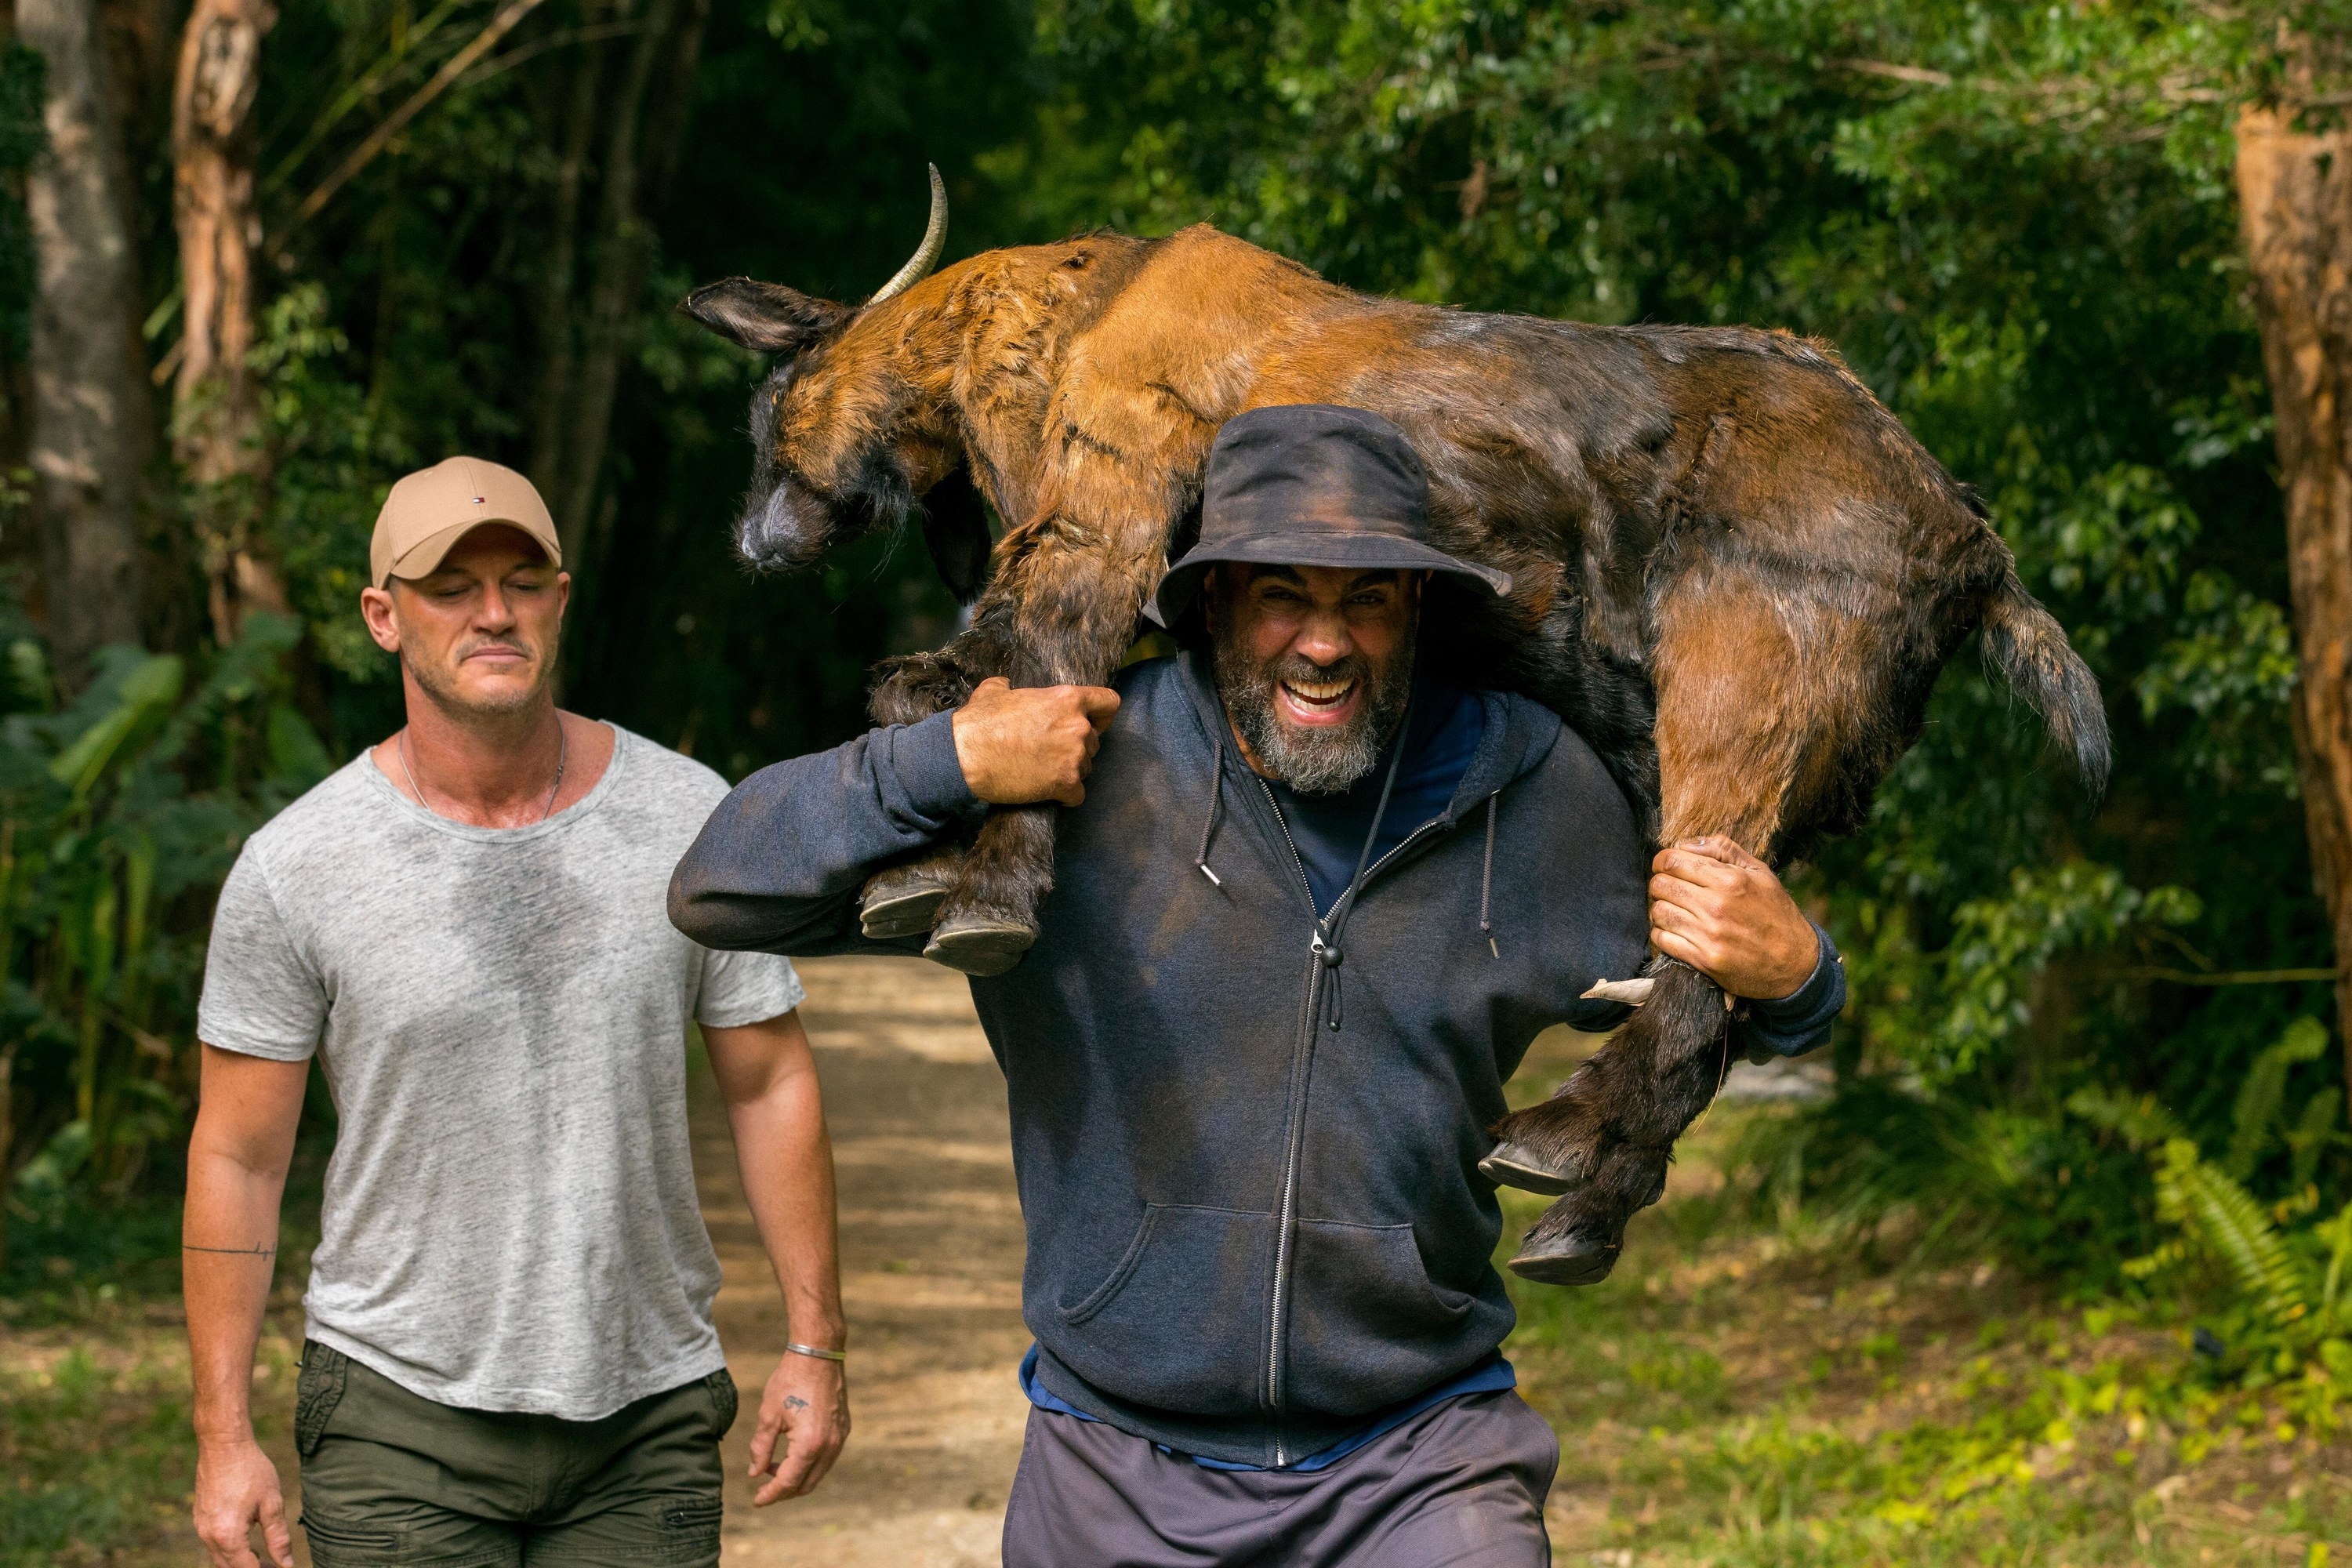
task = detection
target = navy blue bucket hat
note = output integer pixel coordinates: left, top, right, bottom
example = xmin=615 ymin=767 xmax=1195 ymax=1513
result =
xmin=1145 ymin=404 xmax=1513 ymax=628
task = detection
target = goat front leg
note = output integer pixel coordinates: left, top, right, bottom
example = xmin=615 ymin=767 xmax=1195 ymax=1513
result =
xmin=855 ymin=625 xmax=1006 ymax=940
xmin=921 ymin=507 xmax=1176 ymax=976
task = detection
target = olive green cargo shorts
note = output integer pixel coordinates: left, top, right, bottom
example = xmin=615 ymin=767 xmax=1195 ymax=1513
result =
xmin=293 ymin=1341 xmax=737 ymax=1566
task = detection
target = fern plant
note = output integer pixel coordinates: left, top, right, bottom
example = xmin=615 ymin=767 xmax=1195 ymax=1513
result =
xmin=2070 ymin=1036 xmax=2352 ymax=1382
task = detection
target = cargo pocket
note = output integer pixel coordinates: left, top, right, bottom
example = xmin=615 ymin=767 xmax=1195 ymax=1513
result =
xmin=293 ymin=1341 xmax=350 ymax=1459
xmin=659 ymin=1497 xmax=724 ymax=1565
xmin=1284 ymin=1220 xmax=1475 ymax=1409
xmin=1049 ymin=1204 xmax=1273 ymax=1415
xmin=702 ymin=1368 xmax=739 ymax=1440
xmin=298 ymin=1513 xmax=401 ymax=1564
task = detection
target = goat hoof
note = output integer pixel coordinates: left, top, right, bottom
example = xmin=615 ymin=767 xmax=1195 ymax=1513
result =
xmin=1506 ymin=1230 xmax=1622 ymax=1287
xmin=1478 ymin=1141 xmax=1581 ymax=1196
xmin=859 ymin=862 xmax=956 ymax=938
xmin=923 ymin=914 xmax=1036 ymax=978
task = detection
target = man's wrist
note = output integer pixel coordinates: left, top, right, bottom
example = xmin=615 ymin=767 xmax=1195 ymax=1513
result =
xmin=900 ymin=710 xmax=981 ymax=815
xmin=785 ymin=1319 xmax=846 ymax=1353
xmin=194 ymin=1421 xmax=262 ymax=1450
xmin=1752 ymin=924 xmax=1835 ymax=1012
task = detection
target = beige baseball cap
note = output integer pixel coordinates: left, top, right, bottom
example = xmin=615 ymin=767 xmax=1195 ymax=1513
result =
xmin=371 ymin=456 xmax=562 ymax=589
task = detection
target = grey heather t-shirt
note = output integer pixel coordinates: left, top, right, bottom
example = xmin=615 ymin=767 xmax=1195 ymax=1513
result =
xmin=198 ymin=726 xmax=804 ymax=1420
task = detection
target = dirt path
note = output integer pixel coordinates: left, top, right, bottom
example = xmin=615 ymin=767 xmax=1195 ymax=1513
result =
xmin=696 ymin=956 xmax=1029 ymax=1566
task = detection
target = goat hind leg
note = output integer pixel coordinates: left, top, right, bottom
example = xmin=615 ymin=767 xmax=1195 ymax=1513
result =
xmin=1483 ymin=959 xmax=1730 ymax=1192
xmin=1506 ymin=1143 xmax=1672 ymax=1286
xmin=1504 ymin=975 xmax=1733 ymax=1285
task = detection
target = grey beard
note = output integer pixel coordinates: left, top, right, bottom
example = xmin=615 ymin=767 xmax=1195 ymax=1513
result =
xmin=1214 ymin=629 xmax=1416 ymax=796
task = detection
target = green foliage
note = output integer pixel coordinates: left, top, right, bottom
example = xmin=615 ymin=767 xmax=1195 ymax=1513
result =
xmin=253 ymin=282 xmax=408 ymax=692
xmin=2143 ymin=1138 xmax=2310 ymax=1336
xmin=0 ymin=618 xmax=327 ymax=1221
xmin=2068 ymin=1028 xmax=2352 ymax=1388
xmin=2225 ymin=1018 xmax=2328 ymax=1184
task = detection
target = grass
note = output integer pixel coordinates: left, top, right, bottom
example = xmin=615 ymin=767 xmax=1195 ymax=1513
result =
xmin=0 ymin=1338 xmax=301 ymax=1568
xmin=0 ymin=1123 xmax=323 ymax=1566
xmin=1497 ymin=1048 xmax=2352 ymax=1565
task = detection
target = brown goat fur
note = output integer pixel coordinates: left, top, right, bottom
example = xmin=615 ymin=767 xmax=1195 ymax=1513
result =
xmin=685 ymin=223 xmax=2108 ymax=1280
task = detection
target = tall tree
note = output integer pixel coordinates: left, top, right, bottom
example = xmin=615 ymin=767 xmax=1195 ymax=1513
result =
xmin=531 ymin=0 xmax=707 ymax=579
xmin=21 ymin=0 xmax=153 ymax=683
xmin=171 ymin=0 xmax=284 ymax=646
xmin=2236 ymin=79 xmax=2352 ymax=1087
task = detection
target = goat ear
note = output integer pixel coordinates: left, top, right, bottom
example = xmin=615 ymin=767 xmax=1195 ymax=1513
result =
xmin=679 ymin=278 xmax=852 ymax=354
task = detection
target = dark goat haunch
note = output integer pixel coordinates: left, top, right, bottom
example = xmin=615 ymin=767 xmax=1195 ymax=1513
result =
xmin=683 ymin=209 xmax=2109 ymax=1284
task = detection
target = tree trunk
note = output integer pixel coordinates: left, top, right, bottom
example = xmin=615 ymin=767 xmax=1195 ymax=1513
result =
xmin=22 ymin=0 xmax=152 ymax=684
xmin=525 ymin=4 xmax=605 ymax=509
xmin=171 ymin=0 xmax=285 ymax=647
xmin=546 ymin=0 xmax=703 ymax=576
xmin=2236 ymin=105 xmax=2352 ymax=1087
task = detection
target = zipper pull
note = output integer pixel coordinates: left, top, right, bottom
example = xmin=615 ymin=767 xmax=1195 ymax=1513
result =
xmin=1312 ymin=920 xmax=1345 ymax=1031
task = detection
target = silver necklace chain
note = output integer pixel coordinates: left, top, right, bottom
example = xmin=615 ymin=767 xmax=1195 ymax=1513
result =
xmin=397 ymin=720 xmax=568 ymax=826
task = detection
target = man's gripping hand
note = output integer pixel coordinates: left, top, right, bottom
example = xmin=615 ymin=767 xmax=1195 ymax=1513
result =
xmin=192 ymin=1436 xmax=292 ymax=1568
xmin=749 ymin=1353 xmax=848 ymax=1505
xmin=1648 ymin=836 xmax=1820 ymax=1000
xmin=951 ymin=677 xmax=1120 ymax=807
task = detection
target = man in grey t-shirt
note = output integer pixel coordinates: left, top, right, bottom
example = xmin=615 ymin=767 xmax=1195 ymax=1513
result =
xmin=184 ymin=458 xmax=847 ymax=1568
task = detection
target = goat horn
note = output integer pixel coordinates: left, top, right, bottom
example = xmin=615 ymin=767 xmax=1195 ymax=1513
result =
xmin=1581 ymin=977 xmax=1656 ymax=1007
xmin=869 ymin=163 xmax=948 ymax=305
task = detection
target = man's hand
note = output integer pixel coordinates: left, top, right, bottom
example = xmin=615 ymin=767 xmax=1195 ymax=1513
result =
xmin=192 ymin=1437 xmax=292 ymax=1568
xmin=1648 ymin=837 xmax=1820 ymax=1000
xmin=952 ymin=677 xmax=1120 ymax=806
xmin=748 ymin=1354 xmax=849 ymax=1505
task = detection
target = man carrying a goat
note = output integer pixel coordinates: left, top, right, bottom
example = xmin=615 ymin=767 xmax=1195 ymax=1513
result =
xmin=670 ymin=405 xmax=1843 ymax=1566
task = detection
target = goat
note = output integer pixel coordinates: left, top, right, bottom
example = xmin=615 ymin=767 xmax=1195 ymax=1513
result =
xmin=682 ymin=173 xmax=2109 ymax=1283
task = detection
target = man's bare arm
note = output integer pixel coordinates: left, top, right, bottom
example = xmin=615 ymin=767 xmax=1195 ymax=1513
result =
xmin=702 ymin=1011 xmax=849 ymax=1505
xmin=184 ymin=1045 xmax=308 ymax=1568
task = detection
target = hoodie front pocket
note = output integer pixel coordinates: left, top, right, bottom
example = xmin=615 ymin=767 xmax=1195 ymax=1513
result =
xmin=1285 ymin=1219 xmax=1475 ymax=1411
xmin=1050 ymin=1203 xmax=1273 ymax=1416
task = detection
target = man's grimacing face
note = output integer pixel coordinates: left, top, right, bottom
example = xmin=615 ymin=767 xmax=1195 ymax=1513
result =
xmin=1207 ymin=562 xmax=1422 ymax=794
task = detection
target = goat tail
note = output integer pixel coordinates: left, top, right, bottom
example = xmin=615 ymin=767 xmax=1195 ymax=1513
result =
xmin=1979 ymin=564 xmax=2112 ymax=797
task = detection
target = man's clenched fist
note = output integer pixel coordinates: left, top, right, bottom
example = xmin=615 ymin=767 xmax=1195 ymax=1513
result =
xmin=952 ymin=677 xmax=1121 ymax=807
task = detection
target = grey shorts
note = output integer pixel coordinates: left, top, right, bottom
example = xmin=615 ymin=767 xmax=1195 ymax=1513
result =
xmin=293 ymin=1341 xmax=736 ymax=1566
xmin=1001 ymin=1388 xmax=1559 ymax=1568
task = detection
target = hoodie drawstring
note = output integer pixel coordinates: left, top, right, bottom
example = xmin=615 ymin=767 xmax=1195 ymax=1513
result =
xmin=1313 ymin=699 xmax=1412 ymax=1034
xmin=1196 ymin=737 xmax=1225 ymax=887
xmin=1479 ymin=793 xmax=1498 ymax=957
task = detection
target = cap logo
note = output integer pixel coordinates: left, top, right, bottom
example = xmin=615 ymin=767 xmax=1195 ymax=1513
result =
xmin=472 ymin=495 xmax=485 ymax=504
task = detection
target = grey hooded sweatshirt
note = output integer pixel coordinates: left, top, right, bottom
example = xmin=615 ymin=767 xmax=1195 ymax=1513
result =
xmin=672 ymin=652 xmax=1664 ymax=1466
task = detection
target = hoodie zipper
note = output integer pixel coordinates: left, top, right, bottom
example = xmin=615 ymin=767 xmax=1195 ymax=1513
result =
xmin=1251 ymin=775 xmax=1456 ymax=1465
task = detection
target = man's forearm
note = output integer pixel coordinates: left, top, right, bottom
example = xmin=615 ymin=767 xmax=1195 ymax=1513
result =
xmin=670 ymin=712 xmax=977 ymax=954
xmin=726 ymin=1066 xmax=844 ymax=1345
xmin=184 ymin=1151 xmax=289 ymax=1443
